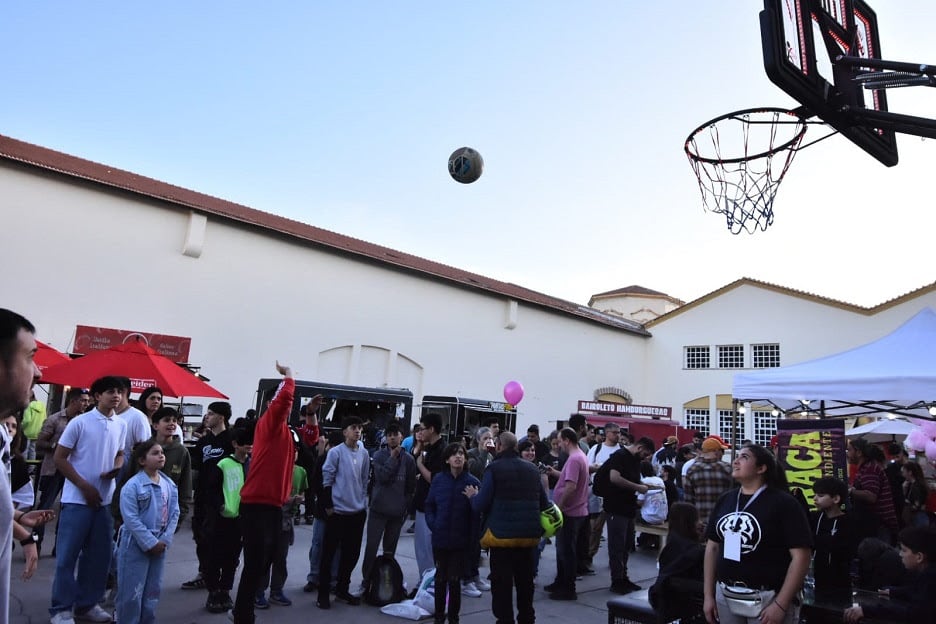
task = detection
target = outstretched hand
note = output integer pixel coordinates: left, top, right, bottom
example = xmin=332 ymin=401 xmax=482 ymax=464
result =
xmin=275 ymin=360 xmax=293 ymax=378
xmin=20 ymin=509 xmax=55 ymax=528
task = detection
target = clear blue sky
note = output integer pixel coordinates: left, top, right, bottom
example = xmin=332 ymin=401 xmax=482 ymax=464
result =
xmin=3 ymin=1 xmax=934 ymax=307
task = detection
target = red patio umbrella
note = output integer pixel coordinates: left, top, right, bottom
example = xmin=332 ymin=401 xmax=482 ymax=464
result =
xmin=40 ymin=340 xmax=228 ymax=398
xmin=35 ymin=341 xmax=71 ymax=372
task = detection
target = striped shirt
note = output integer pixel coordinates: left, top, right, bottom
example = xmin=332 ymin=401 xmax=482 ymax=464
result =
xmin=854 ymin=460 xmax=898 ymax=531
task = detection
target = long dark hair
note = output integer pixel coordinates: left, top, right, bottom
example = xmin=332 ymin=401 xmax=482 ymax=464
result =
xmin=137 ymin=386 xmax=164 ymax=416
xmin=667 ymin=502 xmax=700 ymax=542
xmin=747 ymin=443 xmax=789 ymax=491
xmin=123 ymin=438 xmax=161 ymax=483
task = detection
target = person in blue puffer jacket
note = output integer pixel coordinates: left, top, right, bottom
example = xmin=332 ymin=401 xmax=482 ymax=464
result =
xmin=425 ymin=442 xmax=481 ymax=624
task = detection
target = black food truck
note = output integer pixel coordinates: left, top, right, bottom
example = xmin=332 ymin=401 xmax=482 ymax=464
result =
xmin=256 ymin=379 xmax=413 ymax=453
xmin=419 ymin=395 xmax=516 ymax=446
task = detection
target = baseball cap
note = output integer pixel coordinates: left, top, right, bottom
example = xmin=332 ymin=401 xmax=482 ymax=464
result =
xmin=664 ymin=435 xmax=678 ymax=446
xmin=701 ymin=435 xmax=730 ymax=452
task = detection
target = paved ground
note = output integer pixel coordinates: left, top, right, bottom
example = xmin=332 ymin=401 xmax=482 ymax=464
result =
xmin=10 ymin=517 xmax=662 ymax=624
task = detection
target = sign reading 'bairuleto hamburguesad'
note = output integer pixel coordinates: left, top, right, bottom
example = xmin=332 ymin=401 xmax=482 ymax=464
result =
xmin=577 ymin=401 xmax=672 ymax=419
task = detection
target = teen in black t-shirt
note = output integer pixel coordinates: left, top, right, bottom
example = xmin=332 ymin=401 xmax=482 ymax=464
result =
xmin=703 ymin=445 xmax=812 ymax=624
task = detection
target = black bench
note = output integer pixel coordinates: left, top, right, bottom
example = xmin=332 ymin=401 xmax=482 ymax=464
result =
xmin=608 ymin=581 xmax=705 ymax=624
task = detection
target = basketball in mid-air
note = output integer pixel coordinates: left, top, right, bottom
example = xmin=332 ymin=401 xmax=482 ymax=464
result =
xmin=448 ymin=147 xmax=483 ymax=184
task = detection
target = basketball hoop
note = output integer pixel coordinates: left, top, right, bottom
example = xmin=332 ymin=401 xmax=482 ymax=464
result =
xmin=685 ymin=107 xmax=808 ymax=234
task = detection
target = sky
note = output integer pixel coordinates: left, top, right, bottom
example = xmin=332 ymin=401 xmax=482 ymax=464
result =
xmin=3 ymin=1 xmax=935 ymax=308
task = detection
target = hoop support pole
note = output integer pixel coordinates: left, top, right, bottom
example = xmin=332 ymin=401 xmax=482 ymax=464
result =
xmin=835 ymin=55 xmax=936 ymax=76
xmin=845 ymin=107 xmax=936 ymax=140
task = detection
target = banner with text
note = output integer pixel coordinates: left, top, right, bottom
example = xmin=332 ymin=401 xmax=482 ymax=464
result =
xmin=74 ymin=325 xmax=192 ymax=363
xmin=777 ymin=419 xmax=847 ymax=507
xmin=577 ymin=400 xmax=672 ymax=419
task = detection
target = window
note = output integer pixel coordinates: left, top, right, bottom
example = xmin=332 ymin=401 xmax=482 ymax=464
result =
xmin=753 ymin=410 xmax=777 ymax=447
xmin=685 ymin=346 xmax=710 ymax=369
xmin=684 ymin=409 xmax=709 ymax=436
xmin=752 ymin=343 xmax=781 ymax=368
xmin=718 ymin=345 xmax=744 ymax=368
xmin=717 ymin=409 xmax=743 ymax=448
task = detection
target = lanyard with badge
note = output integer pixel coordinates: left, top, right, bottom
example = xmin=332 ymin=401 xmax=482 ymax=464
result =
xmin=724 ymin=486 xmax=766 ymax=562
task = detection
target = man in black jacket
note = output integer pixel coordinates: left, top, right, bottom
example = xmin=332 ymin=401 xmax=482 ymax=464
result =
xmin=468 ymin=432 xmax=549 ymax=624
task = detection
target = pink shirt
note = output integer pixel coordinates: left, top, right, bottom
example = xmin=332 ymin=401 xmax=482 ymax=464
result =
xmin=554 ymin=450 xmax=589 ymax=518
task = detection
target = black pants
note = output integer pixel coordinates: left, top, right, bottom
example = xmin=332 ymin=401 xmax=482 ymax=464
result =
xmin=433 ymin=547 xmax=464 ymax=621
xmin=205 ymin=515 xmax=242 ymax=593
xmin=490 ymin=547 xmax=536 ymax=624
xmin=318 ymin=509 xmax=367 ymax=602
xmin=36 ymin=473 xmax=64 ymax=544
xmin=192 ymin=501 xmax=209 ymax=574
xmin=232 ymin=504 xmax=282 ymax=624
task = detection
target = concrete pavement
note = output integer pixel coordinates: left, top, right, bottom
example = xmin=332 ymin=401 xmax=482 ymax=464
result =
xmin=10 ymin=518 xmax=662 ymax=624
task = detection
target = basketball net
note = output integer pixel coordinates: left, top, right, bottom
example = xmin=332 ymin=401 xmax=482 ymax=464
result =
xmin=685 ymin=108 xmax=807 ymax=234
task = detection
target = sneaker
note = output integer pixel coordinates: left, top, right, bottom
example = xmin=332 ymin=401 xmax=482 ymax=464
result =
xmin=269 ymin=591 xmax=292 ymax=606
xmin=472 ymin=577 xmax=491 ymax=592
xmin=50 ymin=612 xmax=76 ymax=624
xmin=74 ymin=605 xmax=113 ymax=622
xmin=334 ymin=590 xmax=361 ymax=605
xmin=316 ymin=599 xmax=331 ymax=610
xmin=219 ymin=591 xmax=234 ymax=611
xmin=206 ymin=592 xmax=227 ymax=614
xmin=543 ymin=582 xmax=559 ymax=593
xmin=406 ymin=523 xmax=415 ymax=534
xmin=610 ymin=581 xmax=641 ymax=595
xmin=254 ymin=592 xmax=270 ymax=609
xmin=303 ymin=581 xmax=318 ymax=593
xmin=181 ymin=574 xmax=207 ymax=590
xmin=576 ymin=566 xmax=596 ymax=576
xmin=461 ymin=581 xmax=482 ymax=598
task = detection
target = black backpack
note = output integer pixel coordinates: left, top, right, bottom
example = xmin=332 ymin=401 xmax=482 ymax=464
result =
xmin=592 ymin=457 xmax=614 ymax=498
xmin=363 ymin=554 xmax=406 ymax=606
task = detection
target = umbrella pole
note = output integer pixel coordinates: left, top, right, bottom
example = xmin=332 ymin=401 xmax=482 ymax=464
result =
xmin=731 ymin=398 xmax=739 ymax=461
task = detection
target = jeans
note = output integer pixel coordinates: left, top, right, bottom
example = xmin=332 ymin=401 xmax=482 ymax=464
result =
xmin=554 ymin=514 xmax=586 ymax=592
xmin=490 ymin=547 xmax=536 ymax=624
xmin=115 ymin=529 xmax=165 ymax=624
xmin=606 ymin=513 xmax=636 ymax=583
xmin=362 ymin=510 xmax=405 ymax=584
xmin=232 ymin=504 xmax=282 ymax=624
xmin=318 ymin=510 xmax=366 ymax=603
xmin=50 ymin=503 xmax=114 ymax=616
xmin=414 ymin=511 xmax=433 ymax=577
xmin=432 ymin=547 xmax=464 ymax=620
xmin=306 ymin=517 xmax=339 ymax=584
xmin=258 ymin=527 xmax=292 ymax=593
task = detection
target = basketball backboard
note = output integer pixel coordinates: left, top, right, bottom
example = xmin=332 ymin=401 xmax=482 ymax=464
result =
xmin=760 ymin=0 xmax=899 ymax=166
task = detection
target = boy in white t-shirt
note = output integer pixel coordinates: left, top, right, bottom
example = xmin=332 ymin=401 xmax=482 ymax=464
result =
xmin=50 ymin=375 xmax=128 ymax=624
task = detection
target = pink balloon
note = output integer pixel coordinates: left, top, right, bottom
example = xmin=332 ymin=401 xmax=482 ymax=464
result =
xmin=906 ymin=429 xmax=927 ymax=452
xmin=926 ymin=439 xmax=936 ymax=463
xmin=921 ymin=421 xmax=936 ymax=439
xmin=503 ymin=380 xmax=524 ymax=405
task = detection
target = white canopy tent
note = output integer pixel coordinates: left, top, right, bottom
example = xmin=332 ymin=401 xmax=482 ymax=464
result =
xmin=844 ymin=418 xmax=915 ymax=442
xmin=732 ymin=307 xmax=936 ymax=420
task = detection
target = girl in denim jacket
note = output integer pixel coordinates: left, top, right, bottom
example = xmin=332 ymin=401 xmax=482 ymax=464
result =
xmin=116 ymin=439 xmax=180 ymax=624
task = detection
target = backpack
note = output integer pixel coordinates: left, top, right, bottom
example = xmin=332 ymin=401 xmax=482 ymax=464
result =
xmin=592 ymin=459 xmax=614 ymax=498
xmin=364 ymin=554 xmax=406 ymax=606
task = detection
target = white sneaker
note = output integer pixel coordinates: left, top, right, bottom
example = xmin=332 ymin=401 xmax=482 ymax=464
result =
xmin=461 ymin=581 xmax=482 ymax=597
xmin=473 ymin=577 xmax=491 ymax=591
xmin=50 ymin=612 xmax=75 ymax=624
xmin=74 ymin=605 xmax=112 ymax=623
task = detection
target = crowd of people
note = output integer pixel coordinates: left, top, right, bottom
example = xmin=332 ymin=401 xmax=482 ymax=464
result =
xmin=0 ymin=307 xmax=935 ymax=624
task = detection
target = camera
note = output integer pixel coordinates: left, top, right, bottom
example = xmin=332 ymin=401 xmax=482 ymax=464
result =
xmin=537 ymin=462 xmax=549 ymax=473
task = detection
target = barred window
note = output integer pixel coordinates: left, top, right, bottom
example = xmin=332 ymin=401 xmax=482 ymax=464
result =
xmin=684 ymin=409 xmax=709 ymax=437
xmin=718 ymin=345 xmax=745 ymax=368
xmin=717 ymin=409 xmax=743 ymax=448
xmin=685 ymin=346 xmax=710 ymax=369
xmin=753 ymin=410 xmax=777 ymax=447
xmin=752 ymin=343 xmax=781 ymax=368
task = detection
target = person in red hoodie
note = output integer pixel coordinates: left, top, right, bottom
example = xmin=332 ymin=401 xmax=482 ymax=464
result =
xmin=231 ymin=362 xmax=295 ymax=624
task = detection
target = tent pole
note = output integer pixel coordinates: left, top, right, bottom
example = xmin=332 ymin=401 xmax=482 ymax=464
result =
xmin=731 ymin=398 xmax=738 ymax=461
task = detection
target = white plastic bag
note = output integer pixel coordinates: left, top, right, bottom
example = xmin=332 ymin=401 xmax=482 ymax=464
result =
xmin=380 ymin=599 xmax=432 ymax=621
xmin=412 ymin=567 xmax=437 ymax=614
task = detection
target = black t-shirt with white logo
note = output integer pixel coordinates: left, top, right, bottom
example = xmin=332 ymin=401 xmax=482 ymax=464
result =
xmin=705 ymin=486 xmax=812 ymax=591
xmin=413 ymin=437 xmax=445 ymax=512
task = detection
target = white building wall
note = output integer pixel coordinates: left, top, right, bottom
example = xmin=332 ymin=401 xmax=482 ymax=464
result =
xmin=643 ymin=282 xmax=936 ymax=440
xmin=1 ymin=163 xmax=646 ymax=429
